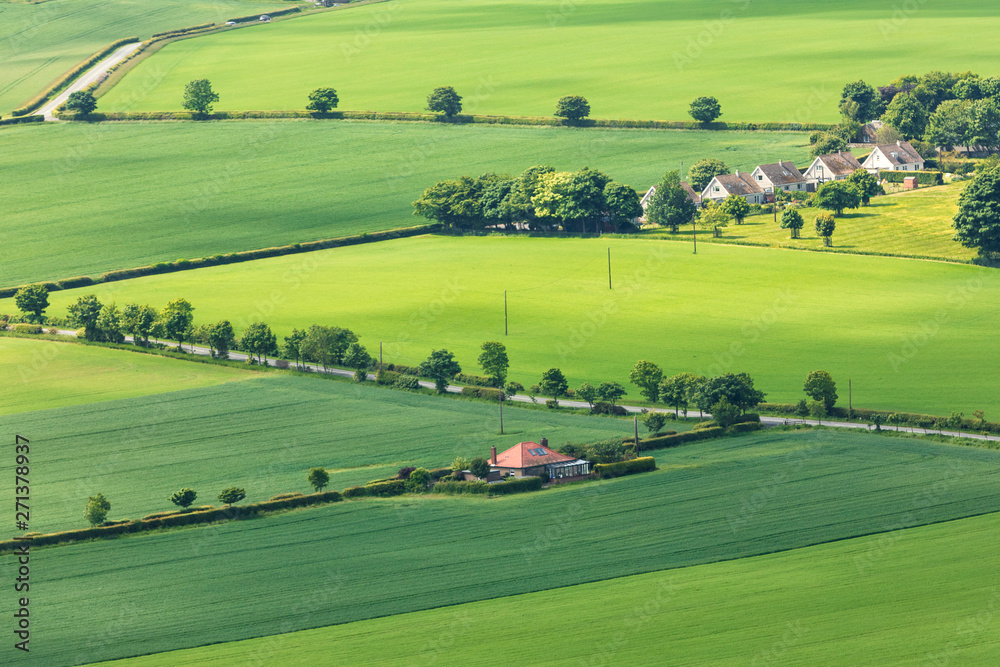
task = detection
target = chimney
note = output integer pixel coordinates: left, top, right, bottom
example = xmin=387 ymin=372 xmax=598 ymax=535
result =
xmin=838 ymin=150 xmax=842 ymax=156
xmin=540 ymin=437 xmax=548 ymax=450
xmin=735 ymin=169 xmax=740 ymax=176
xmin=490 ymin=446 xmax=497 ymax=465
xmin=896 ymin=140 xmax=902 ymax=146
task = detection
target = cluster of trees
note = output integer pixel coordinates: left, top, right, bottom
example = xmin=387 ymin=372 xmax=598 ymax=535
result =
xmin=413 ymin=165 xmax=642 ymax=233
xmin=954 ymin=159 xmax=1000 ymax=259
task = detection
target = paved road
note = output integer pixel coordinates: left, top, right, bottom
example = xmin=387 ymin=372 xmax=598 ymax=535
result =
xmin=49 ymin=329 xmax=1000 ymax=444
xmin=38 ymin=42 xmax=142 ymax=120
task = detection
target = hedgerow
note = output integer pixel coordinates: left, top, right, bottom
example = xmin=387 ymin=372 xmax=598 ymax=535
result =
xmin=431 ymin=480 xmax=489 ymax=495
xmin=488 ymin=476 xmax=543 ymax=495
xmin=593 ymin=456 xmax=656 ymax=478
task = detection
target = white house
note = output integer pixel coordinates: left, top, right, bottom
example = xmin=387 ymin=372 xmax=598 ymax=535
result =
xmin=639 ymin=182 xmax=701 ymax=219
xmin=749 ymin=161 xmax=806 ymax=195
xmin=861 ymin=141 xmax=924 ymax=174
xmin=802 ymin=151 xmax=864 ymax=187
xmin=701 ymin=171 xmax=765 ymax=205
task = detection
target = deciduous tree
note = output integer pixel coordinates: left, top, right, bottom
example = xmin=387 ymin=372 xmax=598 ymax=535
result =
xmin=217 ymin=487 xmax=246 ymax=506
xmin=659 ymin=372 xmax=701 ymax=417
xmin=597 ymin=381 xmax=626 ymax=406
xmin=158 ymin=298 xmax=195 ymax=351
xmin=420 ymin=349 xmax=462 ymax=393
xmin=306 ymin=87 xmax=339 ymax=113
xmin=65 ymin=90 xmax=97 ymax=115
xmin=469 ymin=457 xmax=490 ymax=480
xmin=780 ymin=208 xmax=805 ymax=238
xmin=478 ymin=341 xmax=510 ymax=387
xmin=68 ymin=294 xmax=103 ymax=340
xmin=240 ymin=322 xmax=278 ymax=364
xmin=170 ymin=488 xmax=197 ymax=509
xmin=720 ymin=194 xmax=751 ymax=225
xmin=845 ymin=169 xmax=881 ymax=206
xmin=84 ymin=493 xmax=111 ymax=526
xmin=343 ymin=342 xmax=375 ymax=381
xmin=575 ymin=382 xmax=598 ymax=409
xmin=881 ymin=92 xmax=929 ymax=140
xmin=642 ymin=411 xmax=667 ymax=435
xmin=815 ymin=181 xmax=861 ymax=217
xmin=14 ymin=284 xmax=49 ymax=323
xmin=307 ymin=468 xmax=330 ymax=492
xmin=426 ymin=86 xmax=462 ymax=116
xmin=540 ymin=368 xmax=569 ymax=400
xmin=689 ymin=96 xmax=721 ymax=123
xmin=121 ymin=303 xmax=157 ymax=346
xmin=555 ymin=95 xmax=590 ymax=122
xmin=644 ymin=170 xmax=696 ymax=232
xmin=815 ymin=213 xmax=837 ymax=246
xmin=803 ymin=370 xmax=838 ymax=411
xmin=183 ymin=79 xmax=219 ymax=116
xmin=953 ymin=163 xmax=1000 ymax=259
xmin=629 ymin=360 xmax=663 ymax=402
xmin=688 ymin=158 xmax=729 ymax=192
xmin=208 ymin=320 xmax=236 ymax=359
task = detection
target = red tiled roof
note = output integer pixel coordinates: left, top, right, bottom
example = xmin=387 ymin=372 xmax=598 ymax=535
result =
xmin=493 ymin=441 xmax=575 ymax=468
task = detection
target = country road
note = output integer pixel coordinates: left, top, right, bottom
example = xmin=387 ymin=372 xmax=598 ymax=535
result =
xmin=38 ymin=41 xmax=142 ymax=120
xmin=48 ymin=329 xmax=1000 ymax=445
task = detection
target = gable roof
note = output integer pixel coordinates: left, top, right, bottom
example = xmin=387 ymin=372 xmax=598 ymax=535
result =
xmin=811 ymin=151 xmax=863 ymax=177
xmin=681 ymin=181 xmax=701 ymax=203
xmin=493 ymin=441 xmax=576 ymax=468
xmin=753 ymin=161 xmax=805 ymax=186
xmin=708 ymin=172 xmax=764 ymax=197
xmin=868 ymin=141 xmax=923 ymax=166
xmin=640 ymin=186 xmax=656 ymax=208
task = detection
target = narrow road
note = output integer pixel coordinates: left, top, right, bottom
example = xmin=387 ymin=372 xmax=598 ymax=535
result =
xmin=50 ymin=329 xmax=1000 ymax=444
xmin=38 ymin=41 xmax=142 ymax=120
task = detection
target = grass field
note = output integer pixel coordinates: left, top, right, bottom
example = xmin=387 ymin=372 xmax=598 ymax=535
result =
xmin=0 ymin=373 xmax=637 ymax=532
xmin=100 ymin=0 xmax=1000 ymax=120
xmin=5 ymin=428 xmax=1000 ymax=664
xmin=13 ymin=235 xmax=999 ymax=416
xmin=0 ymin=121 xmax=812 ymax=287
xmin=646 ymin=182 xmax=976 ymax=262
xmin=104 ymin=511 xmax=1000 ymax=666
xmin=0 ymin=0 xmax=281 ymax=116
xmin=0 ymin=335 xmax=251 ymax=415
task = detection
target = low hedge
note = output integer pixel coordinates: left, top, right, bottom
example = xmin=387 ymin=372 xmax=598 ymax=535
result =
xmin=383 ymin=362 xmax=423 ymax=376
xmin=488 ymin=476 xmax=543 ymax=495
xmin=364 ymin=479 xmax=406 ymax=497
xmin=758 ymin=402 xmax=1000 ymax=435
xmin=429 ymin=467 xmax=453 ymax=480
xmin=729 ymin=421 xmax=764 ymax=434
xmin=432 ymin=480 xmax=489 ymax=495
xmin=56 ymin=275 xmax=95 ymax=290
xmin=639 ymin=427 xmax=726 ymax=451
xmin=343 ymin=486 xmax=367 ymax=498
xmin=151 ymin=23 xmax=215 ymax=38
xmin=454 ymin=372 xmax=495 ymax=387
xmin=13 ymin=324 xmax=43 ymax=334
xmin=880 ymin=170 xmax=944 ymax=185
xmin=692 ymin=420 xmax=718 ymax=431
xmin=0 ymin=115 xmax=44 ymax=127
xmin=375 ymin=369 xmax=422 ymax=390
xmin=594 ymin=456 xmax=656 ymax=479
xmin=461 ymin=386 xmax=502 ymax=400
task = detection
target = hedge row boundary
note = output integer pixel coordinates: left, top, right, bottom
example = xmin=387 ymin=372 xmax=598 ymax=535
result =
xmin=228 ymin=7 xmax=301 ymax=22
xmin=0 ymin=115 xmax=45 ymax=127
xmin=594 ymin=456 xmax=656 ymax=478
xmin=758 ymin=402 xmax=1000 ymax=435
xmin=880 ymin=170 xmax=944 ymax=185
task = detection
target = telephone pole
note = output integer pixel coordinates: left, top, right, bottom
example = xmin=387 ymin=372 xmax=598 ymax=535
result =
xmin=608 ymin=247 xmax=612 ymax=290
xmin=504 ymin=290 xmax=508 ymax=336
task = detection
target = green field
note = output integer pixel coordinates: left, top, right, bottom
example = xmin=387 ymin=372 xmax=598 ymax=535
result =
xmin=5 ymin=428 xmax=1000 ymax=664
xmin=648 ymin=182 xmax=976 ymax=262
xmin=0 ymin=0 xmax=281 ymax=115
xmin=106 ymin=511 xmax=1000 ymax=666
xmin=0 ymin=373 xmax=636 ymax=533
xmin=13 ymin=235 xmax=999 ymax=416
xmin=0 ymin=121 xmax=812 ymax=287
xmin=0 ymin=335 xmax=251 ymax=415
xmin=100 ymin=0 xmax=1000 ymax=120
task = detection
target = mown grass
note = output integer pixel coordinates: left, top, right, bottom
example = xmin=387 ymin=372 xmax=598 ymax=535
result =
xmin=0 ymin=0 xmax=281 ymax=116
xmin=102 ymin=510 xmax=1000 ymax=666
xmin=0 ymin=374 xmax=636 ymax=533
xmin=7 ymin=428 xmax=1000 ymax=665
xmin=0 ymin=120 xmax=812 ymax=286
xmin=0 ymin=335 xmax=251 ymax=415
xmin=644 ymin=182 xmax=974 ymax=262
xmin=100 ymin=0 xmax=1000 ymax=122
xmin=13 ymin=235 xmax=999 ymax=416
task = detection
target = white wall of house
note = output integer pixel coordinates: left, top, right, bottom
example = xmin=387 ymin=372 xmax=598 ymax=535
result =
xmin=863 ymin=148 xmax=923 ymax=173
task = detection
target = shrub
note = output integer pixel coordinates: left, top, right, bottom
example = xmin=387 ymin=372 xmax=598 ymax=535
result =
xmin=397 ymin=466 xmax=416 ymax=480
xmin=394 ymin=375 xmax=422 ymax=390
xmin=488 ymin=476 xmax=543 ymax=495
xmin=545 ymin=399 xmax=559 ymax=409
xmin=377 ymin=369 xmax=401 ymax=385
xmin=13 ymin=323 xmax=43 ymax=334
xmin=431 ymin=480 xmax=489 ymax=495
xmin=591 ymin=402 xmax=628 ymax=416
xmin=406 ymin=467 xmax=432 ymax=492
xmin=217 ymin=487 xmax=246 ymax=505
xmin=880 ymin=170 xmax=944 ymax=185
xmin=461 ymin=386 xmax=502 ymax=400
xmin=385 ymin=363 xmax=423 ymax=376
xmin=429 ymin=467 xmax=453 ymax=480
xmin=56 ymin=276 xmax=95 ymax=290
xmin=169 ymin=488 xmax=197 ymax=509
xmin=730 ymin=422 xmax=764 ymax=434
xmin=639 ymin=427 xmax=726 ymax=451
xmin=692 ymin=420 xmax=718 ymax=431
xmin=594 ymin=456 xmax=656 ymax=478
xmin=269 ymin=493 xmax=305 ymax=501
xmin=740 ymin=413 xmax=761 ymax=423
xmin=455 ymin=372 xmax=494 ymax=387
xmin=343 ymin=486 xmax=367 ymax=498
xmin=364 ymin=479 xmax=406 ymax=497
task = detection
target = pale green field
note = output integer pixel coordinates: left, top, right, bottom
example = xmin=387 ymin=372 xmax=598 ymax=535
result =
xmin=0 ymin=335 xmax=250 ymax=414
xmin=8 ymin=236 xmax=999 ymax=416
xmin=101 ymin=0 xmax=1000 ymax=120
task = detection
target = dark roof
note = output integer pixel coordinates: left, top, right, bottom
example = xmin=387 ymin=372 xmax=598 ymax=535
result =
xmin=710 ymin=172 xmax=764 ymax=196
xmin=871 ymin=141 xmax=923 ymax=166
xmin=813 ymin=152 xmax=863 ymax=177
xmin=680 ymin=181 xmax=701 ymax=203
xmin=753 ymin=161 xmax=805 ymax=186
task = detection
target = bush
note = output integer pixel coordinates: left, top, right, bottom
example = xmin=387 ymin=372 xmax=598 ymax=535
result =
xmin=455 ymin=372 xmax=494 ymax=387
xmin=429 ymin=467 xmax=453 ymax=480
xmin=55 ymin=276 xmax=95 ymax=290
xmin=364 ymin=479 xmax=406 ymax=497
xmin=376 ymin=369 xmax=402 ymax=385
xmin=545 ymin=399 xmax=559 ymax=409
xmin=729 ymin=421 xmax=764 ymax=434
xmin=397 ymin=466 xmax=416 ymax=480
xmin=432 ymin=480 xmax=489 ymax=495
xmin=342 ymin=486 xmax=367 ymax=498
xmin=268 ymin=492 xmax=305 ymax=501
xmin=591 ymin=402 xmax=628 ymax=416
xmin=394 ymin=375 xmax=422 ymax=390
xmin=740 ymin=413 xmax=761 ymax=423
xmin=488 ymin=476 xmax=543 ymax=495
xmin=594 ymin=456 xmax=656 ymax=478
xmin=384 ymin=362 xmax=424 ymax=376
xmin=639 ymin=427 xmax=727 ymax=451
xmin=880 ymin=170 xmax=944 ymax=185
xmin=692 ymin=420 xmax=718 ymax=431
xmin=461 ymin=386 xmax=502 ymax=400
xmin=13 ymin=323 xmax=43 ymax=334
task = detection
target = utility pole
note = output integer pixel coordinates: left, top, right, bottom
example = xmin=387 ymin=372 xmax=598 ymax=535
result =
xmin=608 ymin=247 xmax=612 ymax=290
xmin=692 ymin=216 xmax=697 ymax=254
xmin=634 ymin=414 xmax=639 ymax=447
xmin=499 ymin=390 xmax=504 ymax=435
xmin=504 ymin=290 xmax=508 ymax=336
xmin=379 ymin=341 xmax=383 ymax=371
xmin=849 ymin=379 xmax=853 ymax=420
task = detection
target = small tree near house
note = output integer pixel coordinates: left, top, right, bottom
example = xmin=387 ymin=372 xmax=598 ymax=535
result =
xmin=469 ymin=458 xmax=490 ymax=480
xmin=720 ymin=194 xmax=751 ymax=225
xmin=780 ymin=208 xmax=805 ymax=239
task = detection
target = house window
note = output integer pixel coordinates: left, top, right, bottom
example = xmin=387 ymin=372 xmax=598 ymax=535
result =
xmin=756 ymin=174 xmax=763 ymax=180
xmin=797 ymin=184 xmax=802 ymax=190
xmin=713 ymin=186 xmax=720 ymax=192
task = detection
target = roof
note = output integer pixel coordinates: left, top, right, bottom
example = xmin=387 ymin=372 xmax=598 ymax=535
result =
xmin=869 ymin=141 xmax=923 ymax=166
xmin=492 ymin=441 xmax=576 ymax=469
xmin=640 ymin=186 xmax=656 ymax=208
xmin=681 ymin=181 xmax=701 ymax=203
xmin=812 ymin=151 xmax=863 ymax=177
xmin=708 ymin=172 xmax=764 ymax=197
xmin=753 ymin=161 xmax=805 ymax=186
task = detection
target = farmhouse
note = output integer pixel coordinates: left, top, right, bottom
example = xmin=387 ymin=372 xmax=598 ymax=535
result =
xmin=639 ymin=181 xmax=701 ymax=216
xmin=861 ymin=141 xmax=924 ymax=173
xmin=801 ymin=151 xmax=864 ymax=186
xmin=700 ymin=171 xmax=765 ymax=205
xmin=749 ymin=160 xmax=806 ymax=194
xmin=489 ymin=439 xmax=591 ymax=482
xmin=853 ymin=120 xmax=883 ymax=145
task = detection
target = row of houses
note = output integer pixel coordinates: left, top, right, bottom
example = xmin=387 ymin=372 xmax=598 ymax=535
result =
xmin=642 ymin=141 xmax=925 ymax=210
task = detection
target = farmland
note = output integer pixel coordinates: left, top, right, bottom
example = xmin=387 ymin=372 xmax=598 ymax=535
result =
xmin=0 ymin=120 xmax=812 ymax=287
xmin=14 ymin=235 xmax=1000 ymax=415
xmin=6 ymin=428 xmax=1000 ymax=664
xmin=0 ymin=0 xmax=281 ymax=116
xmin=0 ymin=335 xmax=251 ymax=415
xmin=100 ymin=0 xmax=1000 ymax=122
xmin=104 ymin=511 xmax=1000 ymax=666
xmin=0 ymin=373 xmax=637 ymax=533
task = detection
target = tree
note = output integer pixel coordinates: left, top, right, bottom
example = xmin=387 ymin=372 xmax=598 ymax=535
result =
xmin=720 ymin=194 xmax=751 ymax=225
xmin=300 ymin=325 xmax=358 ymax=369
xmin=645 ymin=170 xmax=697 ymax=232
xmin=659 ymin=372 xmax=701 ymax=417
xmin=159 ymin=298 xmax=195 ymax=351
xmin=469 ymin=457 xmax=490 ymax=480
xmin=282 ymin=328 xmax=307 ymax=369
xmin=780 ymin=208 xmax=805 ymax=239
xmin=968 ymin=98 xmax=1000 ymax=152
xmin=65 ymin=90 xmax=97 ymax=115
xmin=875 ymin=123 xmax=902 ymax=145
xmin=182 ymin=79 xmax=219 ymax=116
xmin=307 ymin=467 xmax=330 ymax=492
xmin=575 ymin=382 xmax=598 ymax=409
xmin=588 ymin=440 xmax=625 ymax=464
xmin=84 ymin=493 xmax=111 ymax=526
xmin=845 ymin=169 xmax=881 ymax=206
xmin=420 ymin=349 xmax=462 ymax=392
xmin=451 ymin=456 xmax=471 ymax=472
xmin=953 ymin=163 xmax=1000 ymax=259
xmin=412 ymin=176 xmax=485 ymax=229
xmin=603 ymin=181 xmax=643 ymax=231
xmin=808 ymin=400 xmax=826 ymax=424
xmin=531 ymin=168 xmax=612 ymax=234
xmin=208 ymin=320 xmax=236 ymax=359
xmin=121 ymin=303 xmax=157 ymax=346
xmin=711 ymin=397 xmax=741 ymax=428
xmin=815 ymin=181 xmax=861 ymax=217
xmin=406 ymin=467 xmax=431 ymax=493
xmin=218 ymin=487 xmax=246 ymax=506
xmin=803 ymin=370 xmax=838 ymax=412
xmin=555 ymin=95 xmax=590 ymax=122
xmin=343 ymin=342 xmax=375 ymax=381
xmin=840 ymin=80 xmax=881 ymax=122
xmin=698 ymin=200 xmax=730 ymax=237
xmin=810 ymin=132 xmax=847 ymax=157
xmin=815 ymin=213 xmax=837 ymax=246
xmin=629 ymin=360 xmax=663 ymax=402
xmin=14 ymin=284 xmax=49 ymax=323
xmin=96 ymin=303 xmax=125 ymax=343
xmin=68 ymin=294 xmax=103 ymax=340
xmin=306 ymin=87 xmax=339 ymax=113
xmin=643 ymin=411 xmax=667 ymax=435
xmin=869 ymin=413 xmax=887 ymax=431
xmin=426 ymin=86 xmax=462 ymax=116
xmin=170 ymin=488 xmax=197 ymax=509
xmin=478 ymin=341 xmax=509 ymax=387
xmin=880 ymin=92 xmax=928 ymax=140
xmin=688 ymin=159 xmax=729 ymax=192
xmin=539 ymin=368 xmax=569 ymax=402
xmin=689 ymin=96 xmax=721 ymax=123
xmin=240 ymin=322 xmax=278 ymax=364
xmin=926 ymin=99 xmax=972 ymax=151
xmin=698 ymin=373 xmax=765 ymax=414
xmin=597 ymin=381 xmax=626 ymax=406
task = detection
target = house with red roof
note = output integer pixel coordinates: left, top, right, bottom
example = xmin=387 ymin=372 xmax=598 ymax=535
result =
xmin=489 ymin=438 xmax=591 ymax=482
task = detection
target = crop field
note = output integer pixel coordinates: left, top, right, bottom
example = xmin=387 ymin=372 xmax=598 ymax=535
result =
xmin=646 ymin=182 xmax=976 ymax=262
xmin=15 ymin=235 xmax=1000 ymax=416
xmin=5 ymin=428 xmax=1000 ymax=664
xmin=104 ymin=511 xmax=1000 ymax=666
xmin=0 ymin=121 xmax=812 ymax=286
xmin=100 ymin=0 xmax=1000 ymax=120
xmin=0 ymin=0 xmax=280 ymax=116
xmin=0 ymin=373 xmax=637 ymax=533
xmin=0 ymin=335 xmax=251 ymax=415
